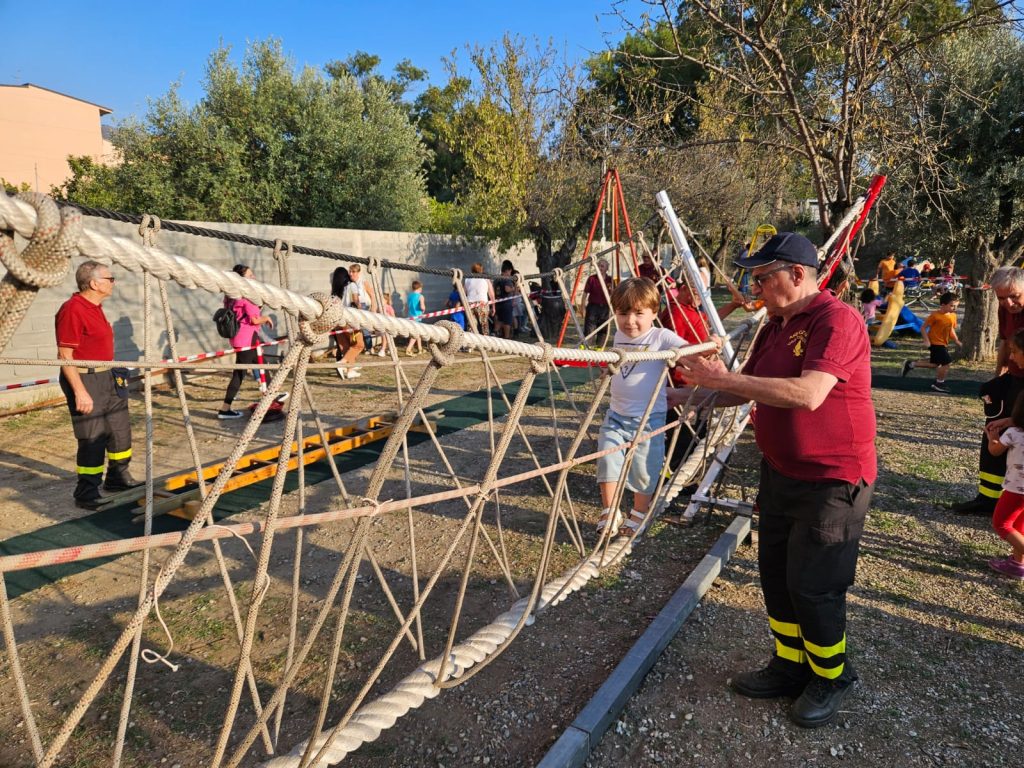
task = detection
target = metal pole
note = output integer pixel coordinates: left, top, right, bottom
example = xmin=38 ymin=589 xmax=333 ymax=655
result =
xmin=654 ymin=191 xmax=736 ymax=363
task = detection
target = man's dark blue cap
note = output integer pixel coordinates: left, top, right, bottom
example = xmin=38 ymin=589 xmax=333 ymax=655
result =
xmin=734 ymin=232 xmax=819 ymax=269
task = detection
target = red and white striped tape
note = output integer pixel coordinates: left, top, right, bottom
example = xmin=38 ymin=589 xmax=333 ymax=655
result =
xmin=0 ymin=338 xmax=285 ymax=392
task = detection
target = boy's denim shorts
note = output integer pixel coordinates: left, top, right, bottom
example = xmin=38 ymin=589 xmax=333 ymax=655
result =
xmin=597 ymin=410 xmax=667 ymax=495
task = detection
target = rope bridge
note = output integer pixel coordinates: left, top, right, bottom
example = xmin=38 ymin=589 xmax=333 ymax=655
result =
xmin=0 ymin=191 xmax=762 ymax=767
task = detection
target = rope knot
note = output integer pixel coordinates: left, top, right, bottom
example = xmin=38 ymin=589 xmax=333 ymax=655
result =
xmin=531 ymin=342 xmax=556 ymax=374
xmin=553 ymin=267 xmax=564 ymax=282
xmin=298 ymin=292 xmax=343 ymax=345
xmin=0 ymin=193 xmax=81 ymax=292
xmin=605 ymin=348 xmax=628 ymax=377
xmin=451 ymin=268 xmax=464 ymax=284
xmin=138 ymin=214 xmax=161 ymax=246
xmin=428 ymin=320 xmax=463 ymax=368
xmin=273 ymin=239 xmax=291 ymax=263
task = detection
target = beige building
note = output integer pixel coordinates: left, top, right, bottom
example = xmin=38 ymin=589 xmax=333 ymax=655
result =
xmin=0 ymin=83 xmax=113 ymax=192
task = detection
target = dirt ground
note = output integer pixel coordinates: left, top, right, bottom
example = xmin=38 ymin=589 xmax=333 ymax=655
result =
xmin=587 ymin=345 xmax=1024 ymax=768
xmin=1 ymin=340 xmax=1021 ymax=767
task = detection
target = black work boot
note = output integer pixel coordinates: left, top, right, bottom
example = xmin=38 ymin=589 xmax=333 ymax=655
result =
xmin=730 ymin=660 xmax=811 ymax=699
xmin=790 ymin=670 xmax=859 ymax=728
xmin=104 ymin=463 xmax=141 ymax=492
xmin=950 ymin=495 xmax=996 ymax=516
xmin=73 ymin=477 xmax=103 ymax=510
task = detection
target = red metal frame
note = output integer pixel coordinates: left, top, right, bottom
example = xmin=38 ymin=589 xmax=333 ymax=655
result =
xmin=556 ymin=169 xmax=640 ymax=348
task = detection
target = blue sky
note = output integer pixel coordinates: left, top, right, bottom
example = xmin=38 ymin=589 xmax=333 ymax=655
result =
xmin=2 ymin=1 xmax=636 ymax=122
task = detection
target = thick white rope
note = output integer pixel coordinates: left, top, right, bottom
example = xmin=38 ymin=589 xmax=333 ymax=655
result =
xmin=0 ymin=194 xmax=713 ymax=367
xmin=261 ymin=535 xmax=635 ymax=768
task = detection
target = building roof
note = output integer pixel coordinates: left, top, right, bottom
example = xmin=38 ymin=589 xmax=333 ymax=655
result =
xmin=0 ymin=83 xmax=112 ymax=115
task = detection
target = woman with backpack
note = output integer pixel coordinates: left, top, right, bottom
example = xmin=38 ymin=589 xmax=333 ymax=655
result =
xmin=217 ymin=264 xmax=274 ymax=419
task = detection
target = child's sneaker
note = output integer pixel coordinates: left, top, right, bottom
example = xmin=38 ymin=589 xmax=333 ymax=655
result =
xmin=217 ymin=409 xmax=243 ymax=420
xmin=930 ymin=382 xmax=950 ymax=393
xmin=901 ymin=360 xmax=914 ymax=377
xmin=988 ymin=556 xmax=1024 ymax=579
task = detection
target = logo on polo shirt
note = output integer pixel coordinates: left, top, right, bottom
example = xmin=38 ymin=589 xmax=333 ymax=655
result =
xmin=788 ymin=330 xmax=808 ymax=357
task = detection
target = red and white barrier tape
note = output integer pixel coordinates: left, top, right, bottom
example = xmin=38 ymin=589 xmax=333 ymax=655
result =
xmin=0 ymin=338 xmax=285 ymax=392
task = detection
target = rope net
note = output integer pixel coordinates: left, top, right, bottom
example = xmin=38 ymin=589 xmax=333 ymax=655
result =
xmin=0 ymin=191 xmax=762 ymax=767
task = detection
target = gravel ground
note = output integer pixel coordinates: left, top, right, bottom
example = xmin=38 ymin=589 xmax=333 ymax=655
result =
xmin=586 ymin=344 xmax=1024 ymax=768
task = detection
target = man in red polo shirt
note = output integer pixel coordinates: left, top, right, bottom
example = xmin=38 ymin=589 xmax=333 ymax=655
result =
xmin=952 ymin=266 xmax=1024 ymax=515
xmin=56 ymin=260 xmax=137 ymax=510
xmin=674 ymin=232 xmax=875 ymax=729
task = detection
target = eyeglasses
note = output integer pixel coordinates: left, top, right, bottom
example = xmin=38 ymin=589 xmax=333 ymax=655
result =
xmin=750 ymin=264 xmax=793 ymax=288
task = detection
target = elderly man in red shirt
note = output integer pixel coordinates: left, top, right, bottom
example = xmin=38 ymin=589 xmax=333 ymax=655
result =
xmin=56 ymin=260 xmax=138 ymax=510
xmin=673 ymin=232 xmax=875 ymax=729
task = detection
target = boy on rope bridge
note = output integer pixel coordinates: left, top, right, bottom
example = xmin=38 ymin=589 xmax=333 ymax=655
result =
xmin=596 ymin=277 xmax=694 ymax=537
xmin=673 ymin=232 xmax=875 ymax=729
xmin=901 ymin=292 xmax=961 ymax=393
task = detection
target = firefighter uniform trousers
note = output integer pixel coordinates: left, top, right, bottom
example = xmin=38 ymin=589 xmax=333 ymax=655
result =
xmin=757 ymin=461 xmax=872 ymax=682
xmin=977 ymin=374 xmax=1024 ymax=501
xmin=59 ymin=369 xmax=132 ymax=500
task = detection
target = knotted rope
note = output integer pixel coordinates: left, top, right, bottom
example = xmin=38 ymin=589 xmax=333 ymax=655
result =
xmin=0 ymin=193 xmax=81 ymax=354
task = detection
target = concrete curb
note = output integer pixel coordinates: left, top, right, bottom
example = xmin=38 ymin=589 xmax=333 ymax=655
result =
xmin=536 ymin=514 xmax=752 ymax=768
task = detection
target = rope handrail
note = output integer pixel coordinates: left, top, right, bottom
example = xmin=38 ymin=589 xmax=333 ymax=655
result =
xmin=0 ymin=192 xmax=730 ymax=367
xmin=13 ymin=194 xmax=652 ymax=284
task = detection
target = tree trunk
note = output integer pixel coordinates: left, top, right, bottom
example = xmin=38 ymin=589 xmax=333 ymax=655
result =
xmin=961 ymin=235 xmax=1000 ymax=363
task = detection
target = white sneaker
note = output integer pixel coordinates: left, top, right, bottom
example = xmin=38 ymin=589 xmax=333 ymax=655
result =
xmin=376 ymin=349 xmax=387 ymax=357
xmin=335 ymin=367 xmax=347 ymax=380
xmin=347 ymin=368 xmax=362 ymax=379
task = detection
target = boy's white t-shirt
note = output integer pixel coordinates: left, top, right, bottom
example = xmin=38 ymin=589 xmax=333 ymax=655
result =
xmin=999 ymin=427 xmax=1024 ymax=494
xmin=610 ymin=326 xmax=687 ymax=417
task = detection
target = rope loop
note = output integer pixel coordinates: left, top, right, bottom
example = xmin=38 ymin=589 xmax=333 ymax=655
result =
xmin=0 ymin=193 xmax=80 ymax=289
xmin=531 ymin=342 xmax=556 ymax=374
xmin=606 ymin=347 xmax=628 ymax=377
xmin=428 ymin=321 xmax=463 ymax=368
xmin=450 ymin=268 xmax=464 ymax=285
xmin=552 ymin=267 xmax=564 ymax=283
xmin=138 ymin=214 xmax=161 ymax=247
xmin=273 ymin=239 xmax=291 ymax=263
xmin=297 ymin=291 xmax=342 ymax=344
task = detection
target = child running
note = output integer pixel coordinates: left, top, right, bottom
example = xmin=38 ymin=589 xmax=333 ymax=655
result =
xmin=597 ymin=277 xmax=688 ymax=536
xmin=901 ymin=292 xmax=961 ymax=392
xmin=406 ymin=280 xmax=425 ymax=356
xmin=983 ymin=347 xmax=1024 ymax=579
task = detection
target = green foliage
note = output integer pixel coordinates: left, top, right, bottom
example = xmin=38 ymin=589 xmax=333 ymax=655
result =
xmin=881 ymin=28 xmax=1024 ymax=250
xmin=585 ymin=17 xmax=708 ymax=137
xmin=58 ymin=39 xmax=428 ymax=231
xmin=412 ymin=75 xmax=472 ymax=202
xmin=2 ymin=178 xmax=33 ymax=194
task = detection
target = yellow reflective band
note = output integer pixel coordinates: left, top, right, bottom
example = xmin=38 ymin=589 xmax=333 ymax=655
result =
xmin=106 ymin=448 xmax=132 ymax=461
xmin=77 ymin=465 xmax=104 ymax=475
xmin=978 ymin=485 xmax=1002 ymax=499
xmin=979 ymin=471 xmax=1003 ymax=485
xmin=769 ymin=617 xmax=801 ymax=638
xmin=804 ymin=635 xmax=846 ymax=659
xmin=808 ymin=657 xmax=844 ymax=679
xmin=774 ymin=639 xmax=806 ymax=664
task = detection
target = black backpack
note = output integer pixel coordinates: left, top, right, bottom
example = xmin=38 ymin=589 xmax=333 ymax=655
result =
xmin=214 ymin=303 xmax=240 ymax=339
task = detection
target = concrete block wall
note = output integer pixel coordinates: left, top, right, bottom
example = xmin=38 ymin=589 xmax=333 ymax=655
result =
xmin=0 ymin=217 xmax=538 ymax=408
